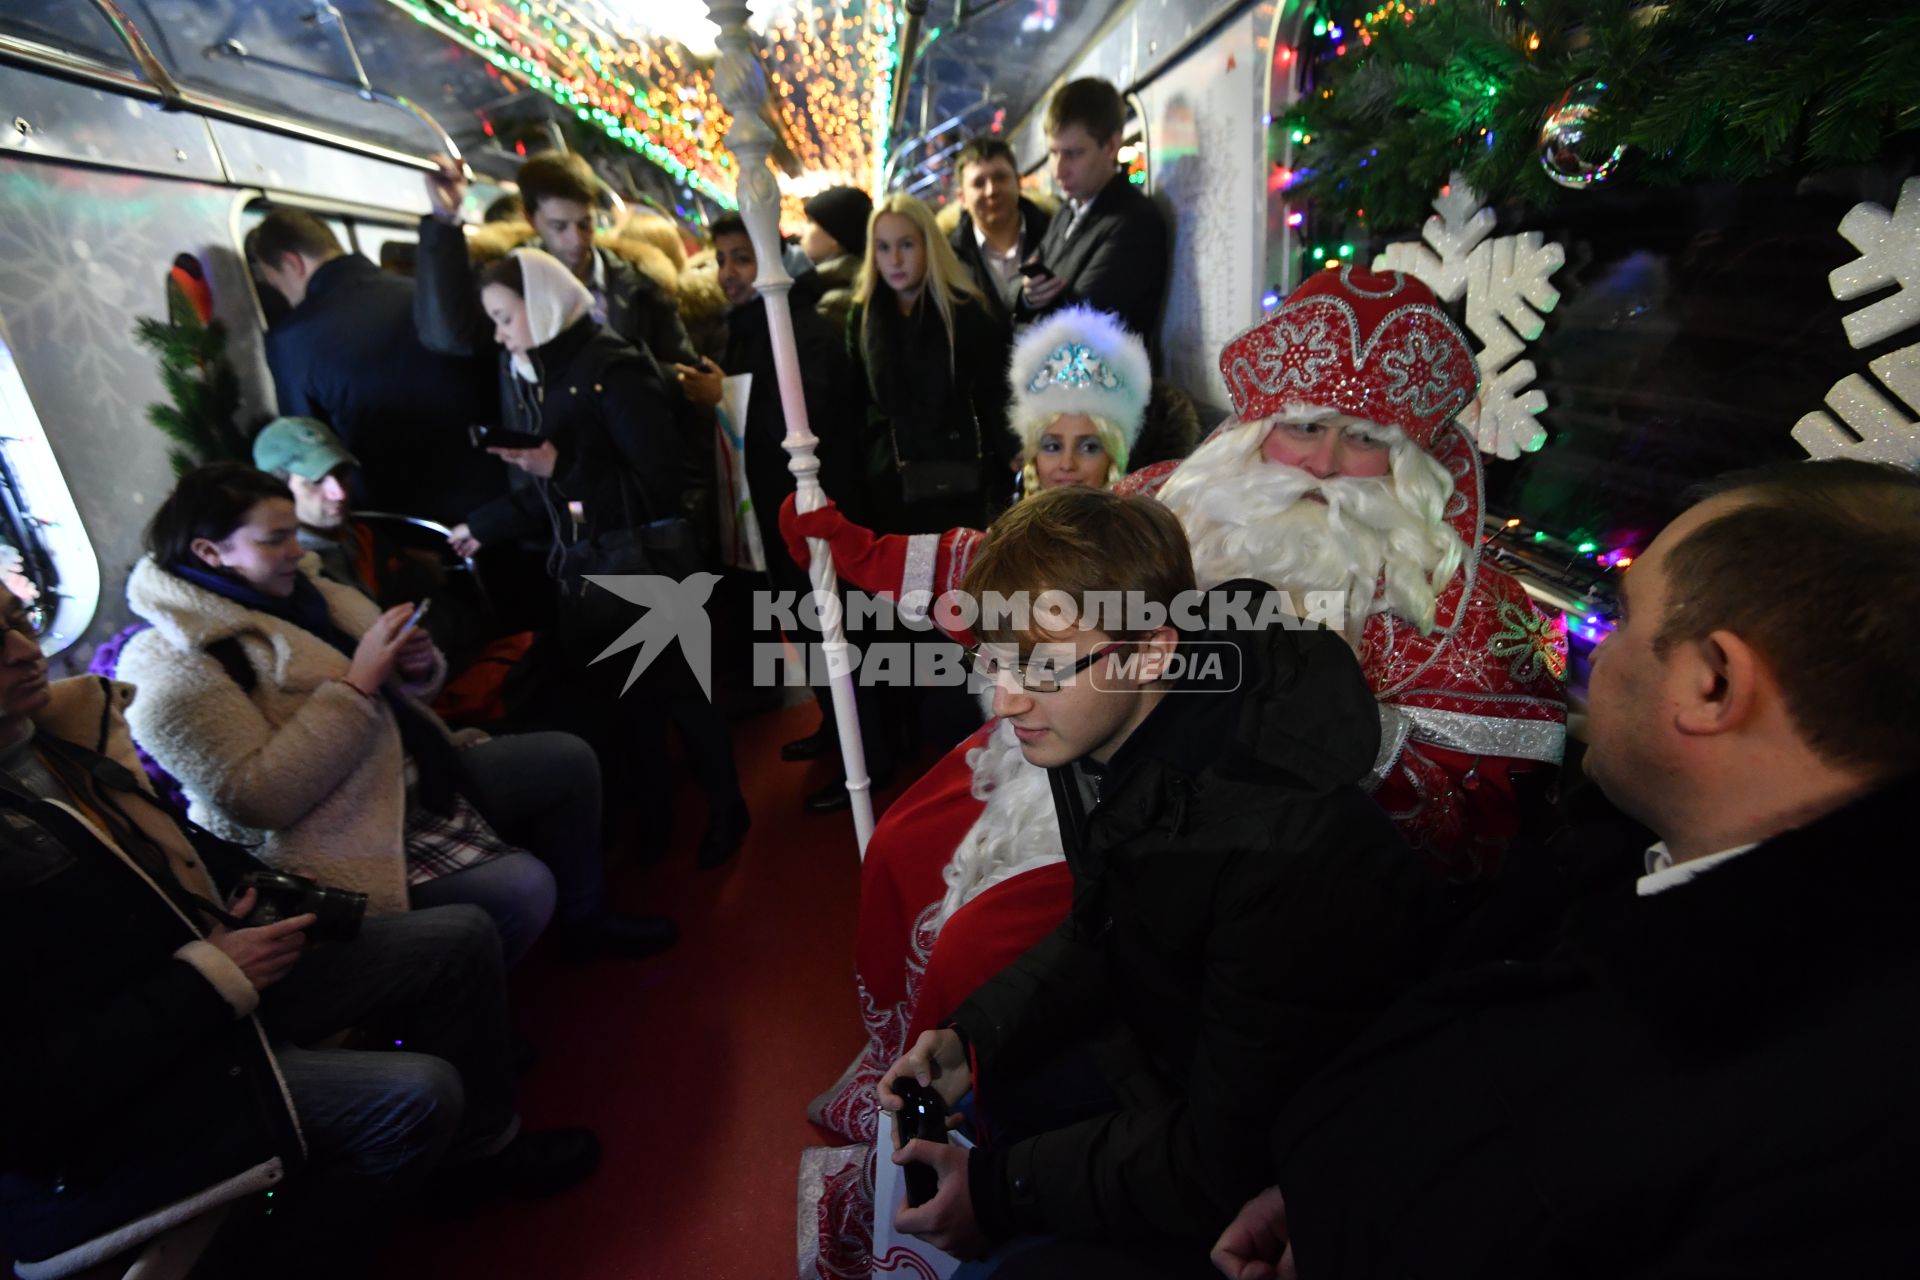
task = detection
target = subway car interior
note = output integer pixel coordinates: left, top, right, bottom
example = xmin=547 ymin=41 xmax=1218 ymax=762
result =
xmin=1 ymin=0 xmax=1916 ymax=1277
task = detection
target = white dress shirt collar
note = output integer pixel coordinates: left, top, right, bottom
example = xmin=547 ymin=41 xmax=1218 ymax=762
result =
xmin=1637 ymin=841 xmax=1761 ymax=897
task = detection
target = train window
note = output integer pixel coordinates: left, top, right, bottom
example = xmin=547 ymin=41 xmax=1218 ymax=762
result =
xmin=236 ymin=200 xmax=355 ymax=327
xmin=0 ymin=323 xmax=101 ymax=655
xmin=352 ymin=223 xmax=421 ymax=278
xmin=0 ymin=3 xmax=139 ymax=76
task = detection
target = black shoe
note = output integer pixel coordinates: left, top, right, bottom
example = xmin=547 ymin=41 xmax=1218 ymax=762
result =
xmin=511 ymin=1030 xmax=540 ymax=1076
xmin=781 ymin=725 xmax=834 ymax=762
xmin=559 ymin=912 xmax=678 ymax=959
xmin=467 ymin=1127 xmax=601 ymax=1199
xmin=805 ymin=779 xmax=851 ymax=812
xmin=698 ymin=802 xmax=751 ymax=869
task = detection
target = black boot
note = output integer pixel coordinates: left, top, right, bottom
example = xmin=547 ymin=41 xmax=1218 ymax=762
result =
xmin=781 ymin=723 xmax=835 ymax=761
xmin=462 ymin=1127 xmax=602 ymax=1199
xmin=698 ymin=801 xmax=752 ymax=868
xmin=558 ymin=911 xmax=678 ymax=959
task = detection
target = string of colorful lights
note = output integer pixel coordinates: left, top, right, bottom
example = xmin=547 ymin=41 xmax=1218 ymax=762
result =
xmin=392 ymin=0 xmax=900 ymax=216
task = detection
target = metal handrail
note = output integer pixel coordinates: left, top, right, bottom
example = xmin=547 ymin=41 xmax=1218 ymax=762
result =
xmin=84 ymin=0 xmax=184 ymax=107
xmin=881 ymin=97 xmax=1004 ymax=193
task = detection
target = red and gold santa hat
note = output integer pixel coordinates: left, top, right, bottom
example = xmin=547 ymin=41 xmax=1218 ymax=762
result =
xmin=1219 ymin=267 xmax=1478 ymax=452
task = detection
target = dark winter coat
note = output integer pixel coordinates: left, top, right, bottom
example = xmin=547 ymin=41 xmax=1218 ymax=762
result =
xmin=722 ymin=295 xmax=856 ymax=596
xmin=0 ymin=680 xmax=301 ymax=1278
xmin=591 ymin=243 xmax=696 ymax=367
xmin=849 ymin=293 xmax=1015 ymax=535
xmin=463 ymin=318 xmax=680 ymax=552
xmin=950 ymin=198 xmax=1053 ymax=324
xmin=411 ymin=216 xmax=680 ymax=551
xmin=1271 ymin=773 xmax=1920 ymax=1280
xmin=263 ymin=253 xmax=503 ymax=525
xmin=1019 ymin=175 xmax=1169 ymax=352
xmin=789 ymin=253 xmax=863 ymax=345
xmin=952 ymin=596 xmax=1439 ymax=1246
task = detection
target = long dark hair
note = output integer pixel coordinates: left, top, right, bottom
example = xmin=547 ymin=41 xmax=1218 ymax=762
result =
xmin=145 ymin=462 xmax=292 ymax=568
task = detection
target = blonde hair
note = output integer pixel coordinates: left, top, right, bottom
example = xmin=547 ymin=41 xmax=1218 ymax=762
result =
xmin=1019 ymin=413 xmax=1131 ymax=495
xmin=857 ymin=193 xmax=985 ymax=374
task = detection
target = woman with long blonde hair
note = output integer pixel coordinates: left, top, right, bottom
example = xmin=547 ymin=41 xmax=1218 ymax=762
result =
xmin=850 ymin=193 xmax=1015 ymax=534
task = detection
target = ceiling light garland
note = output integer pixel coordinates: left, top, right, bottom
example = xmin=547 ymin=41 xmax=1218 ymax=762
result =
xmin=393 ymin=0 xmax=901 ymax=218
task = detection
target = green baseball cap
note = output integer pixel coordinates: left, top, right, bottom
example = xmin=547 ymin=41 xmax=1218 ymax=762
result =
xmin=252 ymin=416 xmax=359 ymax=481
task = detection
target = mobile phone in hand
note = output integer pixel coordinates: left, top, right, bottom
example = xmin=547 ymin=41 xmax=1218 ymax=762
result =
xmin=1018 ymin=261 xmax=1054 ymax=280
xmin=398 ymin=599 xmax=431 ymax=637
xmin=893 ymin=1080 xmax=949 ymax=1207
xmin=469 ymin=425 xmax=546 ymax=450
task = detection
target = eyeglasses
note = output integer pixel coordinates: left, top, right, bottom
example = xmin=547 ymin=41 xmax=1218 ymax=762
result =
xmin=964 ymin=642 xmax=1130 ymax=694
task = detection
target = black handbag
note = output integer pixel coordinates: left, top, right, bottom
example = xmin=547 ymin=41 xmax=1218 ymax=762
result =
xmin=555 ymin=473 xmax=704 ymax=658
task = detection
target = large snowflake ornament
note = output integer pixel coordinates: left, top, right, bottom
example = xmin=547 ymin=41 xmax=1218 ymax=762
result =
xmin=1794 ymin=178 xmax=1920 ymax=468
xmin=1374 ymin=174 xmax=1565 ymax=461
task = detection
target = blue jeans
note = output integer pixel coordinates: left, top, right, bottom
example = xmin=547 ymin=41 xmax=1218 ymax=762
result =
xmin=253 ymin=903 xmax=518 ymax=1269
xmin=411 ymin=850 xmax=555 ymax=968
xmin=455 ymin=731 xmax=606 ymax=923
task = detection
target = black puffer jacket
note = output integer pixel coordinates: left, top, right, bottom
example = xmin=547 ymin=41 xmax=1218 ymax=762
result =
xmin=952 ymin=593 xmax=1439 ymax=1246
xmin=849 ymin=294 xmax=1014 ymax=534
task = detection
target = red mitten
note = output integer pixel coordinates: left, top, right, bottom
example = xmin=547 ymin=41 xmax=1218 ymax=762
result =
xmin=778 ymin=492 xmax=899 ymax=594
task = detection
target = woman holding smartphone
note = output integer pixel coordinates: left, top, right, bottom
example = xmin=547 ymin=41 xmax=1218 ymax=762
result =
xmin=426 ymin=241 xmax=750 ymax=870
xmin=115 ymin=463 xmax=599 ymax=964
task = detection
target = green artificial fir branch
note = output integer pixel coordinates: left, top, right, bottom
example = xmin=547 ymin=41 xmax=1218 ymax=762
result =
xmin=133 ymin=276 xmax=248 ymax=476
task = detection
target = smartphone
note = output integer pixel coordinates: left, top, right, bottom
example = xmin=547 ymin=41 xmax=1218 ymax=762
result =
xmin=893 ymin=1080 xmax=949 ymax=1207
xmin=397 ymin=599 xmax=431 ymax=637
xmin=469 ymin=424 xmax=546 ymax=450
xmin=1018 ymin=261 xmax=1054 ymax=279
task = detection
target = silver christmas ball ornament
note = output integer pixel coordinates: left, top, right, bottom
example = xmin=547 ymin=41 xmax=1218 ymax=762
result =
xmin=1537 ymin=83 xmax=1627 ymax=190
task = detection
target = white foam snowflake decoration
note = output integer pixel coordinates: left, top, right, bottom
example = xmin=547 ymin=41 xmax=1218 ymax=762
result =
xmin=1794 ymin=177 xmax=1920 ymax=468
xmin=1374 ymin=173 xmax=1565 ymax=461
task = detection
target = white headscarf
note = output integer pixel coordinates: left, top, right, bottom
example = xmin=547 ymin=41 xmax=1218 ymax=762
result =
xmin=507 ymin=246 xmax=594 ymax=383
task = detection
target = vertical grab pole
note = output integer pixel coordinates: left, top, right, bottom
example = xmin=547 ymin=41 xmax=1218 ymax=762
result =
xmin=710 ymin=5 xmax=876 ymax=856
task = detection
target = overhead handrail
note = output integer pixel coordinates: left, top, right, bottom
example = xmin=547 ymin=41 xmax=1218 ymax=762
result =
xmin=881 ymin=97 xmax=1004 ymax=193
xmin=84 ymin=0 xmax=185 ymax=107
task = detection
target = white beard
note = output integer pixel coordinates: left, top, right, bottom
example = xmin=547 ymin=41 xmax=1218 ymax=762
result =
xmin=936 ymin=721 xmax=1065 ymax=932
xmin=1156 ymin=420 xmax=1466 ymax=636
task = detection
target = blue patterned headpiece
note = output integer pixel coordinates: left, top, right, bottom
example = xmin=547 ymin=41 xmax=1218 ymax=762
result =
xmin=1007 ymin=305 xmax=1153 ymax=453
xmin=1026 ymin=343 xmax=1125 ymax=396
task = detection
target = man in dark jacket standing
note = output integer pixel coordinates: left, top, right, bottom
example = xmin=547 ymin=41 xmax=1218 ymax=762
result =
xmin=247 ymin=209 xmax=502 ymax=525
xmin=1018 ymin=79 xmax=1169 ymax=349
xmin=948 ymin=137 xmax=1052 ymax=325
xmin=1211 ymin=460 xmax=1920 ymax=1280
xmin=0 ymin=590 xmax=596 ymax=1278
xmin=878 ymin=489 xmax=1435 ymax=1269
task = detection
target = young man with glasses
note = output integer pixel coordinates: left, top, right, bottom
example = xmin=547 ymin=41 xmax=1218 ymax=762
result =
xmin=876 ymin=487 xmax=1439 ymax=1275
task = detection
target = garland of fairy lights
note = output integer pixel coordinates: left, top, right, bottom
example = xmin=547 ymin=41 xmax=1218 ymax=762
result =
xmin=391 ymin=0 xmax=900 ymax=211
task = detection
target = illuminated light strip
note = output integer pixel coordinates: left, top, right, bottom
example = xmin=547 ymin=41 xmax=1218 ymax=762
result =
xmin=395 ymin=0 xmax=902 ymax=214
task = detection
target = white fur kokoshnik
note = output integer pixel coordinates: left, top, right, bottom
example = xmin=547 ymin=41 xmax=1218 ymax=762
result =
xmin=1006 ymin=305 xmax=1151 ymax=453
xmin=509 ymin=246 xmax=594 ymax=383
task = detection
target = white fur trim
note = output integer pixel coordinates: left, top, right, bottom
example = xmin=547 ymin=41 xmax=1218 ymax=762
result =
xmin=121 ymin=557 xmax=417 ymax=916
xmin=1006 ymin=305 xmax=1151 ymax=453
xmin=174 ymin=940 xmax=260 ymax=1018
xmin=934 ymin=721 xmax=1065 ymax=928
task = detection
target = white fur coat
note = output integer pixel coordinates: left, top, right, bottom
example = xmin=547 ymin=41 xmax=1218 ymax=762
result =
xmin=119 ymin=557 xmax=449 ymax=916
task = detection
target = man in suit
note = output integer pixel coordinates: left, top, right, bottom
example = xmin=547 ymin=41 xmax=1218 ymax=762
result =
xmin=1204 ymin=459 xmax=1920 ymax=1280
xmin=1018 ymin=78 xmax=1169 ymax=349
xmin=948 ymin=136 xmax=1052 ymax=324
xmin=247 ymin=209 xmax=502 ymax=525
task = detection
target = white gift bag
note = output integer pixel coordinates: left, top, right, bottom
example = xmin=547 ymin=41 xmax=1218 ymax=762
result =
xmin=713 ymin=371 xmax=766 ymax=572
xmin=870 ymin=1105 xmax=975 ymax=1279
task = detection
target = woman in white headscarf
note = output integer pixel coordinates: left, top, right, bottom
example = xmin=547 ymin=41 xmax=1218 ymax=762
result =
xmin=446 ymin=246 xmax=751 ymax=876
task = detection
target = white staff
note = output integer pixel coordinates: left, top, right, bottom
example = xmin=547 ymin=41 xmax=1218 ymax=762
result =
xmin=710 ymin=2 xmax=875 ymax=854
